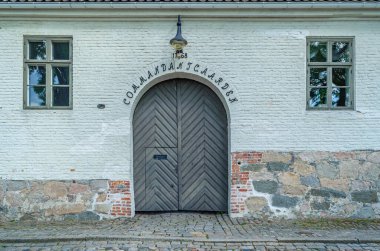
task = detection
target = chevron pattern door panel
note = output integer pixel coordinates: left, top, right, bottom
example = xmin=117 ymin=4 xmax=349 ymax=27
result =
xmin=178 ymin=80 xmax=228 ymax=211
xmin=133 ymin=79 xmax=228 ymax=212
xmin=145 ymin=147 xmax=179 ymax=211
xmin=133 ymin=80 xmax=178 ymax=211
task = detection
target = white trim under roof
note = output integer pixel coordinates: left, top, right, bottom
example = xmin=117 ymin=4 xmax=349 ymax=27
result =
xmin=0 ymin=2 xmax=380 ymax=20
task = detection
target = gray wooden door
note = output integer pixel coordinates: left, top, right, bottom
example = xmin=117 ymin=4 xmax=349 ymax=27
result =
xmin=145 ymin=147 xmax=178 ymax=211
xmin=178 ymin=81 xmax=228 ymax=211
xmin=133 ymin=79 xmax=228 ymax=212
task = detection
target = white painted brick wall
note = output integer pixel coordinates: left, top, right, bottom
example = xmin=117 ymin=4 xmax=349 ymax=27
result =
xmin=0 ymin=19 xmax=379 ymax=180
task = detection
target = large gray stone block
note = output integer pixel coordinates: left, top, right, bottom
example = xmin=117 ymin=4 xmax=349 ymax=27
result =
xmin=353 ymin=207 xmax=375 ymax=219
xmin=240 ymin=163 xmax=265 ymax=172
xmin=300 ymin=175 xmax=320 ymax=188
xmin=245 ymin=196 xmax=268 ymax=213
xmin=252 ymin=180 xmax=278 ymax=194
xmin=315 ymin=161 xmax=339 ymax=179
xmin=6 ymin=180 xmax=29 ymax=191
xmin=367 ymin=152 xmax=380 ymax=164
xmin=261 ymin=152 xmax=292 ymax=163
xmin=0 ymin=181 xmax=4 ymax=200
xmin=339 ymin=160 xmax=360 ymax=179
xmin=311 ymin=201 xmax=330 ymax=210
xmin=267 ymin=162 xmax=289 ymax=172
xmin=271 ymin=194 xmax=299 ymax=208
xmin=351 ymin=191 xmax=379 ymax=203
xmin=90 ymin=180 xmax=109 ymax=192
xmin=309 ymin=188 xmax=346 ymax=198
xmin=95 ymin=204 xmax=111 ymax=214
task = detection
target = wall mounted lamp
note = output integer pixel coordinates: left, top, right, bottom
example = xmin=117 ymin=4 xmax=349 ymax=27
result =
xmin=170 ymin=15 xmax=188 ymax=59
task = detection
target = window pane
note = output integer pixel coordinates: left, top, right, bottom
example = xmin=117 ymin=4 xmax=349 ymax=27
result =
xmin=53 ymin=87 xmax=70 ymax=106
xmin=332 ymin=88 xmax=350 ymax=107
xmin=28 ymin=86 xmax=46 ymax=106
xmin=29 ymin=41 xmax=46 ymax=60
xmin=52 ymin=67 xmax=69 ymax=85
xmin=28 ymin=66 xmax=46 ymax=85
xmin=310 ymin=68 xmax=327 ymax=87
xmin=310 ymin=41 xmax=327 ymax=62
xmin=309 ymin=88 xmax=327 ymax=108
xmin=53 ymin=42 xmax=70 ymax=60
xmin=332 ymin=42 xmax=350 ymax=62
xmin=332 ymin=68 xmax=349 ymax=87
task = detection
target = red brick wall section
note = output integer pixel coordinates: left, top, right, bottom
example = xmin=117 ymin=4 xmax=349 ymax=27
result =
xmin=108 ymin=180 xmax=132 ymax=217
xmin=231 ymin=152 xmax=262 ymax=215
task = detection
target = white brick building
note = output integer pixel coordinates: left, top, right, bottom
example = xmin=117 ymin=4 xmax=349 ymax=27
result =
xmin=0 ymin=1 xmax=379 ymax=221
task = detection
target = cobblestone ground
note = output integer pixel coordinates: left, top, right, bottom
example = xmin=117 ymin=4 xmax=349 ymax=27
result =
xmin=2 ymin=241 xmax=380 ymax=251
xmin=0 ymin=213 xmax=380 ymax=250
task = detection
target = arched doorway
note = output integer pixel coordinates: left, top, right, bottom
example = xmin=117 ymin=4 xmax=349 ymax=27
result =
xmin=133 ymin=78 xmax=228 ymax=212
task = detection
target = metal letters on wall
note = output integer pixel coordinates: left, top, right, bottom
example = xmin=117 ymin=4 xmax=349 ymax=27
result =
xmin=123 ymin=60 xmax=238 ymax=106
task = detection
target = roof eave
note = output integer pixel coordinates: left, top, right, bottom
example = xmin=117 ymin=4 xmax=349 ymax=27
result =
xmin=1 ymin=2 xmax=380 ymax=9
xmin=1 ymin=2 xmax=380 ymax=20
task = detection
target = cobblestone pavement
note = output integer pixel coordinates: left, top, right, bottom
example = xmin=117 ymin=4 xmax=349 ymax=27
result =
xmin=0 ymin=213 xmax=380 ymax=250
xmin=2 ymin=241 xmax=380 ymax=251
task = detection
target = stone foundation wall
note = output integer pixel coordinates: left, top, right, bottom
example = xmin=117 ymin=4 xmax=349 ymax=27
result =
xmin=2 ymin=151 xmax=380 ymax=221
xmin=231 ymin=151 xmax=380 ymax=219
xmin=0 ymin=180 xmax=132 ymax=221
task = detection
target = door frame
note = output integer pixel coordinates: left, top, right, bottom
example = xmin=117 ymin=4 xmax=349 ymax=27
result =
xmin=130 ymin=72 xmax=232 ymax=216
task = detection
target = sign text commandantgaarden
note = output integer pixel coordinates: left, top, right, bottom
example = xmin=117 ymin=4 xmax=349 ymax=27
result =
xmin=123 ymin=61 xmax=238 ymax=105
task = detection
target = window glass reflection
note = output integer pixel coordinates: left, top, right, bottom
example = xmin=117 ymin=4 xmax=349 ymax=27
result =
xmin=332 ymin=42 xmax=350 ymax=62
xmin=28 ymin=86 xmax=46 ymax=106
xmin=52 ymin=67 xmax=69 ymax=85
xmin=53 ymin=87 xmax=70 ymax=106
xmin=309 ymin=88 xmax=327 ymax=107
xmin=310 ymin=68 xmax=327 ymax=87
xmin=332 ymin=88 xmax=350 ymax=107
xmin=310 ymin=41 xmax=327 ymax=62
xmin=29 ymin=41 xmax=46 ymax=60
xmin=53 ymin=42 xmax=69 ymax=60
xmin=28 ymin=66 xmax=46 ymax=85
xmin=332 ymin=68 xmax=349 ymax=87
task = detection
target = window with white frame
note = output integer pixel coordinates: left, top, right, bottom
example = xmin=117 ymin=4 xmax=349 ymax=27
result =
xmin=24 ymin=36 xmax=72 ymax=109
xmin=307 ymin=38 xmax=353 ymax=109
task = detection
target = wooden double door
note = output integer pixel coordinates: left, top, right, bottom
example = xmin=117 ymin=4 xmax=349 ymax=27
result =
xmin=133 ymin=79 xmax=228 ymax=212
